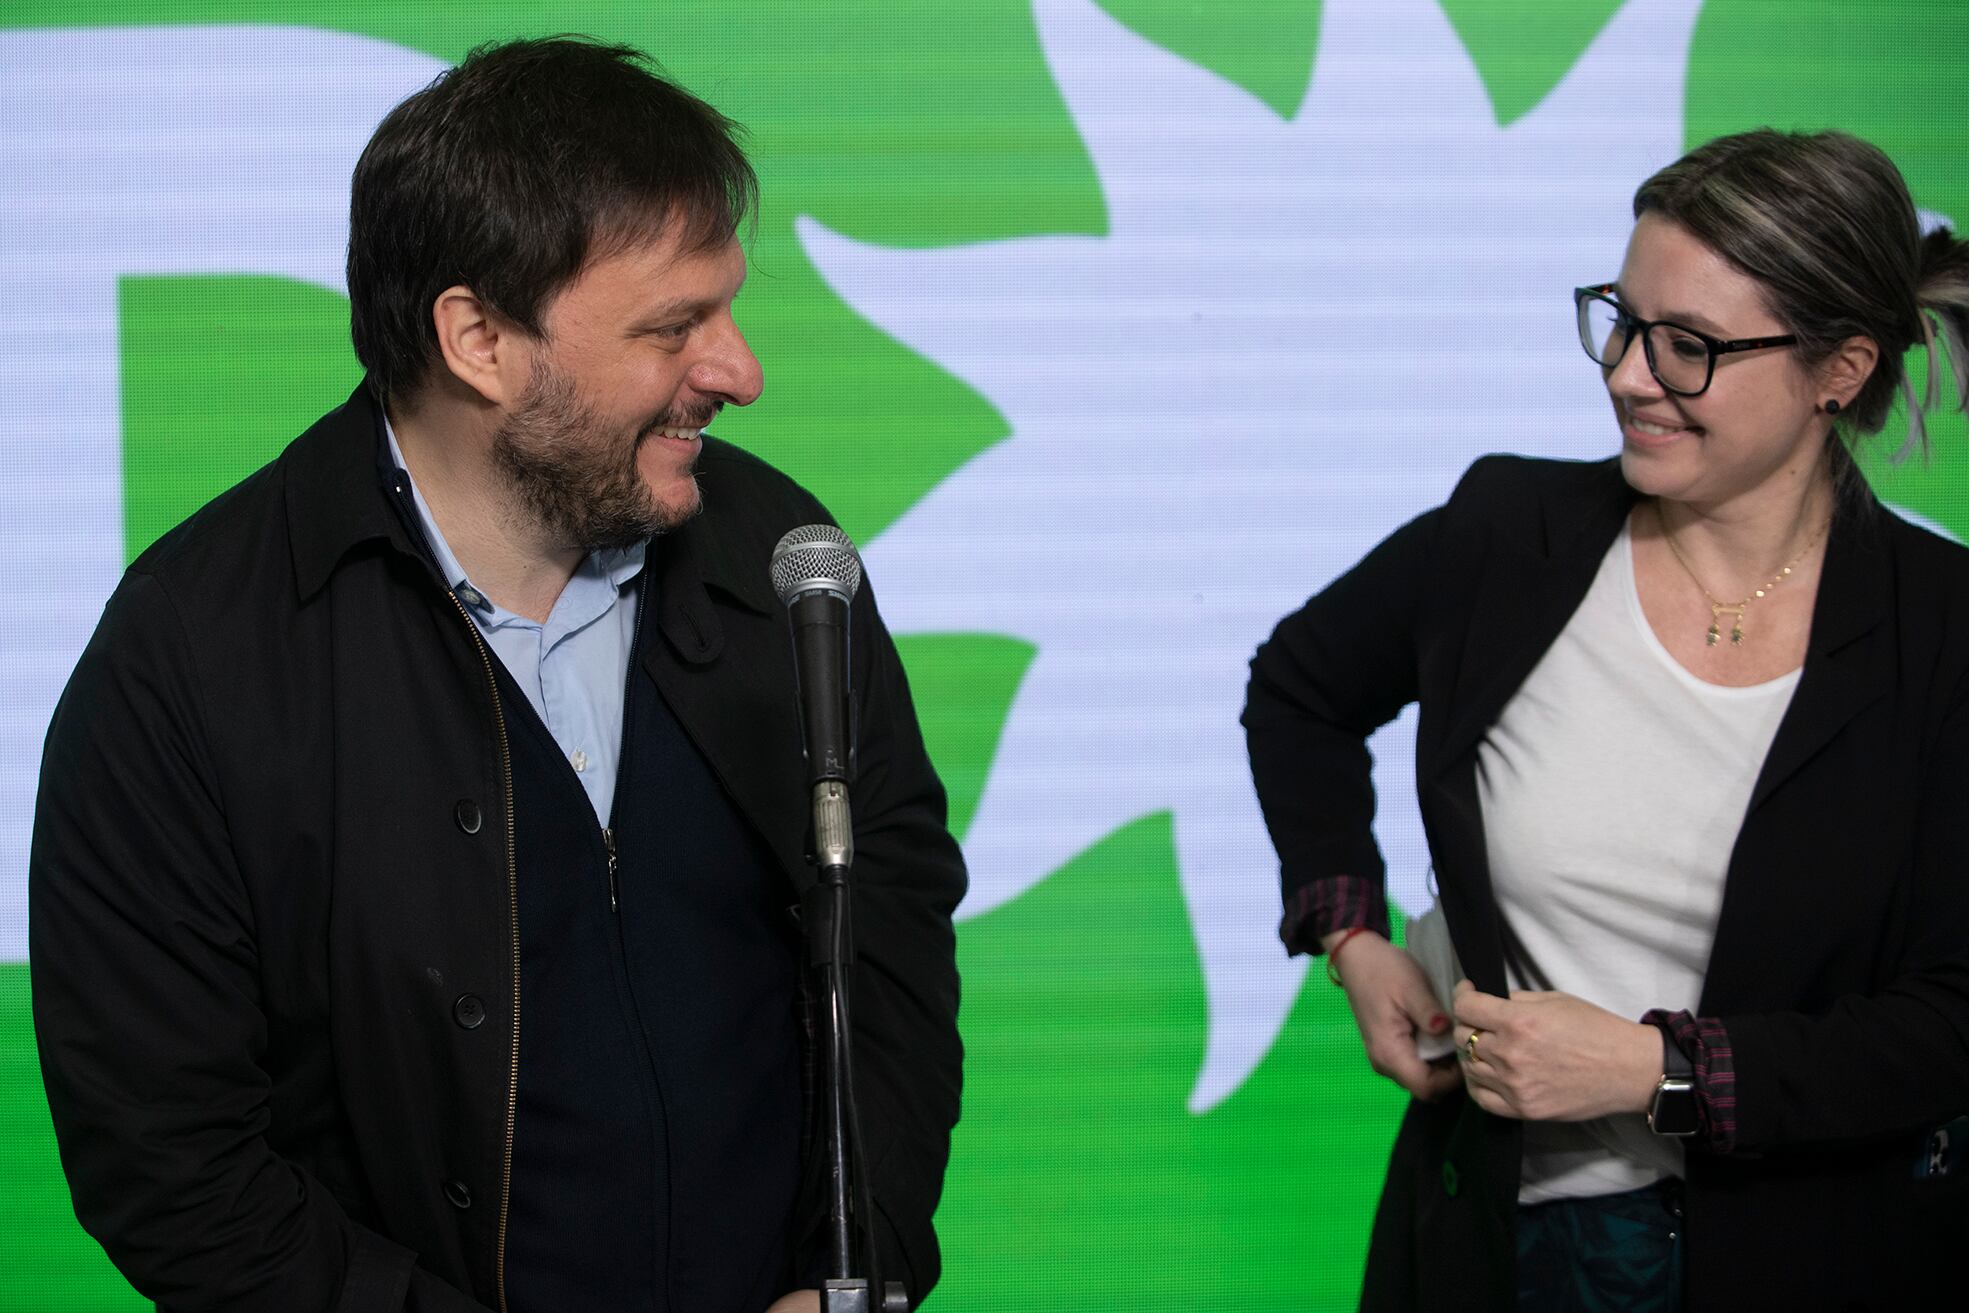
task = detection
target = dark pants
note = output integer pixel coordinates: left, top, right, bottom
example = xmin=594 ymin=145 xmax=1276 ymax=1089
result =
xmin=1515 ymin=1180 xmax=1684 ymax=1313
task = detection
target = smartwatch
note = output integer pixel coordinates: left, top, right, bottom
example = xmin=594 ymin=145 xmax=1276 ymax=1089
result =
xmin=1647 ymin=1022 xmax=1699 ymax=1138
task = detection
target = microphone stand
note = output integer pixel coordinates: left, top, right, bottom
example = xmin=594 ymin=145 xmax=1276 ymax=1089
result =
xmin=807 ymin=778 xmax=907 ymax=1313
xmin=773 ymin=527 xmax=906 ymax=1313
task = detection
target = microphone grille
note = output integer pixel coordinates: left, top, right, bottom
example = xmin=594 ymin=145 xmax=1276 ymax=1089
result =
xmin=770 ymin=524 xmax=862 ymax=605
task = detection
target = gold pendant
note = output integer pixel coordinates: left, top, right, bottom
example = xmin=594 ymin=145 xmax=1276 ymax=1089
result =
xmin=1710 ymin=604 xmax=1746 ymax=649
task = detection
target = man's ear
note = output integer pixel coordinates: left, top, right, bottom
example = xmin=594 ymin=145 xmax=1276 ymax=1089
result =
xmin=431 ymin=285 xmax=531 ymax=407
xmin=1820 ymin=334 xmax=1881 ymax=412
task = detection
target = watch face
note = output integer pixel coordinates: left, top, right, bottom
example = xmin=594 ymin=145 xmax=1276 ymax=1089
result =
xmin=1650 ymin=1078 xmax=1699 ymax=1138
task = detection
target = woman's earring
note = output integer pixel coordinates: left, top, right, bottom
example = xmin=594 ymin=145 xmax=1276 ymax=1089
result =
xmin=1824 ymin=398 xmax=1843 ymax=415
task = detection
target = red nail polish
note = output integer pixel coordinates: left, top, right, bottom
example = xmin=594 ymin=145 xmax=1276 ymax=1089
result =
xmin=1429 ymin=1013 xmax=1449 ymax=1032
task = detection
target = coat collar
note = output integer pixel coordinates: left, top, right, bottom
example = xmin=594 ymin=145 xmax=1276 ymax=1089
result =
xmin=285 ymin=383 xmax=408 ymax=599
xmin=283 ymin=383 xmax=780 ymax=658
xmin=643 ymin=443 xmax=784 ymax=666
xmin=666 ymin=452 xmax=784 ymax=617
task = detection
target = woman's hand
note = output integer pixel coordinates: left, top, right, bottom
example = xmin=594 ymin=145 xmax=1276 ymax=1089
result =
xmin=1325 ymin=929 xmax=1462 ymax=1102
xmin=1450 ymin=980 xmax=1662 ymax=1122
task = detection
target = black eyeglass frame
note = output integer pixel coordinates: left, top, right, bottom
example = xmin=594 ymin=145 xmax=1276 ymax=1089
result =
xmin=1573 ymin=284 xmax=1798 ymax=397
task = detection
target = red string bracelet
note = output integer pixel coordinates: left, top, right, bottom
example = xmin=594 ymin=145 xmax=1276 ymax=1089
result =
xmin=1326 ymin=926 xmax=1374 ymax=987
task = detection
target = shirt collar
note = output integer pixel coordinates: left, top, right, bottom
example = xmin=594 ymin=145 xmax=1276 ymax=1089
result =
xmin=382 ymin=415 xmax=647 ymax=618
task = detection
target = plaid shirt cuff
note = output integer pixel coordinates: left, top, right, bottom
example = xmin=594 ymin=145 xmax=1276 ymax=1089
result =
xmin=1643 ymin=1008 xmax=1737 ymax=1154
xmin=1279 ymin=875 xmax=1390 ymax=956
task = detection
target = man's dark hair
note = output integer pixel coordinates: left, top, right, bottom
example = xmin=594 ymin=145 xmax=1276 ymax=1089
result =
xmin=347 ymin=36 xmax=758 ymax=404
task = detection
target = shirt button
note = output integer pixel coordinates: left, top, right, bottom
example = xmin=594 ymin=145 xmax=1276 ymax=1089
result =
xmin=454 ymin=800 xmax=482 ymax=835
xmin=443 ymin=1179 xmax=473 ymax=1210
xmin=570 ymin=750 xmax=588 ymax=773
xmin=458 ymin=586 xmax=485 ymax=609
xmin=453 ymin=994 xmax=485 ymax=1030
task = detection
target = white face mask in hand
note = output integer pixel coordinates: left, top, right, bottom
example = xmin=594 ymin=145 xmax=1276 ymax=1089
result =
xmin=1405 ymin=905 xmax=1464 ymax=1063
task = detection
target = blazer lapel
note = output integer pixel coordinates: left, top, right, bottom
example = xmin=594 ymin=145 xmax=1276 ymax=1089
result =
xmin=1700 ymin=499 xmax=1892 ymax=1014
xmin=1431 ymin=465 xmax=1636 ymax=778
xmin=1743 ymin=502 xmax=1892 ymax=815
xmin=1422 ymin=462 xmax=1633 ymax=993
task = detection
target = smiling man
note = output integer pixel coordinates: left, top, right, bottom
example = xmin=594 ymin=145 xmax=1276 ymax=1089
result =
xmin=29 ymin=38 xmax=963 ymax=1313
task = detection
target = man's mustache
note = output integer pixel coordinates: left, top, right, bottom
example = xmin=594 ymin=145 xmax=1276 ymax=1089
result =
xmin=640 ymin=403 xmax=723 ymax=439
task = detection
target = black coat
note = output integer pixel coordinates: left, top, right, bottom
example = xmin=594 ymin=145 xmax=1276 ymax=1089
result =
xmin=1245 ymin=454 xmax=1969 ymax=1311
xmin=30 ymin=386 xmax=965 ymax=1312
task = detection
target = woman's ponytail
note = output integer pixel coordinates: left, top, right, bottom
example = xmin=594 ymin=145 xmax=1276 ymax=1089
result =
xmin=1914 ymin=225 xmax=1969 ymax=438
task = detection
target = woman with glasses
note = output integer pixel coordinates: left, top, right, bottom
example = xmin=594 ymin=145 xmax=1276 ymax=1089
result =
xmin=1244 ymin=128 xmax=1969 ymax=1312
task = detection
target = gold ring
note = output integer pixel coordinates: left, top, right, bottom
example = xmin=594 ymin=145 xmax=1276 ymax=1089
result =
xmin=1464 ymin=1030 xmax=1483 ymax=1063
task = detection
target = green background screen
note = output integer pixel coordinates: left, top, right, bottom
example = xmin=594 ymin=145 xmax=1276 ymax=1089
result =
xmin=3 ymin=2 xmax=1968 ymax=1308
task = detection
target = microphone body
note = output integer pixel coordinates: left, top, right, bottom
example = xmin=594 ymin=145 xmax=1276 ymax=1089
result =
xmin=771 ymin=525 xmax=864 ymax=792
xmin=785 ymin=589 xmax=854 ymax=787
xmin=786 ymin=589 xmax=853 ymax=870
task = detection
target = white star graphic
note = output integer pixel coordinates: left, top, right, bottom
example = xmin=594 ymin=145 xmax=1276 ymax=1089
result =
xmin=0 ymin=27 xmax=444 ymax=959
xmin=800 ymin=0 xmax=1702 ymax=1109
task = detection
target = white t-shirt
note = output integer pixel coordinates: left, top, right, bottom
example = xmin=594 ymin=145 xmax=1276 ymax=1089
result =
xmin=1474 ymin=517 xmax=1799 ymax=1204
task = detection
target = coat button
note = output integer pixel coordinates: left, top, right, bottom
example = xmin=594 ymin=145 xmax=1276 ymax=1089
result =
xmin=454 ymin=800 xmax=482 ymax=834
xmin=443 ymin=1178 xmax=472 ymax=1209
xmin=453 ymin=994 xmax=485 ymax=1030
xmin=1441 ymin=1162 xmax=1460 ymax=1197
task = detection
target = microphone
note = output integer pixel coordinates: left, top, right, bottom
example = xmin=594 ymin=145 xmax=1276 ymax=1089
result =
xmin=770 ymin=525 xmax=862 ymax=869
xmin=770 ymin=524 xmax=895 ymax=1305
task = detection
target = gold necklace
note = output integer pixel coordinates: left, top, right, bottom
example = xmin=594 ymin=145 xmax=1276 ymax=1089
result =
xmin=1658 ymin=505 xmax=1827 ymax=648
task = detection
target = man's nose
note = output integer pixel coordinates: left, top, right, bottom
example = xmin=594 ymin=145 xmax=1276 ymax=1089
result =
xmin=693 ymin=316 xmax=764 ymax=407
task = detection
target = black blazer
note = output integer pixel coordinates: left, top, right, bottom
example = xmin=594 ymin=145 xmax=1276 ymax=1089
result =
xmin=1245 ymin=454 xmax=1969 ymax=1311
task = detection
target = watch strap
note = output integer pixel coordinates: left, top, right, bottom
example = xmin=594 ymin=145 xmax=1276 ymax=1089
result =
xmin=1647 ymin=1021 xmax=1700 ymax=1138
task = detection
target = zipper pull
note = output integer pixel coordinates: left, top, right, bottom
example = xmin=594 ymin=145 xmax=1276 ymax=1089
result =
xmin=603 ymin=827 xmax=620 ymax=913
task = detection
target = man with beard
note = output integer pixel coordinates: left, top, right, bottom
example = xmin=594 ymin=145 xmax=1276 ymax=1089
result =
xmin=28 ymin=37 xmax=965 ymax=1313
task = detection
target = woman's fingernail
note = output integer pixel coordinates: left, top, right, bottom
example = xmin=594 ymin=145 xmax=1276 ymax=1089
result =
xmin=1429 ymin=1013 xmax=1450 ymax=1032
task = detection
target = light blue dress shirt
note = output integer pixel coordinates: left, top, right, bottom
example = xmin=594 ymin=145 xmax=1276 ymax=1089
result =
xmin=386 ymin=421 xmax=644 ymax=826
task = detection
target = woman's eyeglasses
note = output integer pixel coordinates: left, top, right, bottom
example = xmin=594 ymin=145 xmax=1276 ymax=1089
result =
xmin=1574 ymin=285 xmax=1796 ymax=397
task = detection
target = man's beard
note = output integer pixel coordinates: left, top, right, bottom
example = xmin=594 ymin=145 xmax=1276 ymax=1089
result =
xmin=488 ymin=360 xmax=706 ymax=553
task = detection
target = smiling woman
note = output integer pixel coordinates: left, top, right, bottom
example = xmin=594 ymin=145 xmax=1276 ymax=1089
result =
xmin=1245 ymin=127 xmax=1969 ymax=1313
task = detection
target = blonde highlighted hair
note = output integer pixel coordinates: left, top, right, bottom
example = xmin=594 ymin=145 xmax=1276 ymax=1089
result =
xmin=1635 ymin=129 xmax=1969 ymax=459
